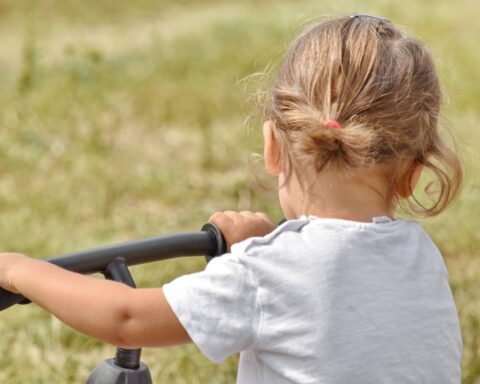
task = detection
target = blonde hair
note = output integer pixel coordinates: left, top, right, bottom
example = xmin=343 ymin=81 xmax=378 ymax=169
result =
xmin=264 ymin=14 xmax=462 ymax=217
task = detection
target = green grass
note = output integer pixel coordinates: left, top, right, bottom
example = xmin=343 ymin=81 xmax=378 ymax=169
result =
xmin=0 ymin=0 xmax=478 ymax=382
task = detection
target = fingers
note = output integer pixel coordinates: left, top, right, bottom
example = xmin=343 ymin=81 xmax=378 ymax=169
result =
xmin=254 ymin=211 xmax=275 ymax=224
xmin=208 ymin=210 xmax=276 ymax=252
xmin=209 ymin=211 xmax=233 ymax=225
xmin=210 ymin=210 xmax=271 ymax=224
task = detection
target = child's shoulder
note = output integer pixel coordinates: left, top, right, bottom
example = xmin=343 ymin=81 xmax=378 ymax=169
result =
xmin=231 ymin=216 xmax=312 ymax=255
xmin=230 ymin=215 xmax=429 ymax=262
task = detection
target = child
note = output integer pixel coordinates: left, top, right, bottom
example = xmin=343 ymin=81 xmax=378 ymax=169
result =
xmin=0 ymin=14 xmax=463 ymax=383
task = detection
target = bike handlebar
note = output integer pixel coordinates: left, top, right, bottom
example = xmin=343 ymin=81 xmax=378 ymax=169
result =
xmin=0 ymin=223 xmax=226 ymax=312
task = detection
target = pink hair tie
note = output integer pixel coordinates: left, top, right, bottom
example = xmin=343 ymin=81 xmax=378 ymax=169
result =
xmin=323 ymin=120 xmax=341 ymax=129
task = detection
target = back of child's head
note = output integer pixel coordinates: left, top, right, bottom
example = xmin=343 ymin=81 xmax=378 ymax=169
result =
xmin=265 ymin=14 xmax=462 ymax=217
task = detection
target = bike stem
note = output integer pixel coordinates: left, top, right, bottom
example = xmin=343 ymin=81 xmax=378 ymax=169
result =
xmin=86 ymin=257 xmax=153 ymax=384
xmin=104 ymin=257 xmax=143 ymax=371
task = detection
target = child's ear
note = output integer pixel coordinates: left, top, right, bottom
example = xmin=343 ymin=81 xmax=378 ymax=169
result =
xmin=397 ymin=162 xmax=424 ymax=198
xmin=263 ymin=120 xmax=283 ymax=176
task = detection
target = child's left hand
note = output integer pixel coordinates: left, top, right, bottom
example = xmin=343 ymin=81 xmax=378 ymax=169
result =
xmin=209 ymin=211 xmax=276 ymax=252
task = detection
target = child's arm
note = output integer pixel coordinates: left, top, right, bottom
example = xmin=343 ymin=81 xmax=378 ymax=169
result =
xmin=0 ymin=253 xmax=190 ymax=349
xmin=0 ymin=211 xmax=274 ymax=349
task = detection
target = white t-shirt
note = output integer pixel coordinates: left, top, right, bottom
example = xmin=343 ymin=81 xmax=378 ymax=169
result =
xmin=163 ymin=216 xmax=462 ymax=383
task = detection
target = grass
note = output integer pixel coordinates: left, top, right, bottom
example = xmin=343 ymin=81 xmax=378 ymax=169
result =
xmin=0 ymin=0 xmax=478 ymax=382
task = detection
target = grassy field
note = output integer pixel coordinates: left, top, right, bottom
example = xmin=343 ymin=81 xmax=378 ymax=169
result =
xmin=0 ymin=0 xmax=478 ymax=382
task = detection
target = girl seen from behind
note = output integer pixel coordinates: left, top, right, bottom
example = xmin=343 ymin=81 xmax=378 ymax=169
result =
xmin=0 ymin=14 xmax=463 ymax=384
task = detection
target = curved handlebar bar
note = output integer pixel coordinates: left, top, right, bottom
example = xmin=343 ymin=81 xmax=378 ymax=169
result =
xmin=0 ymin=223 xmax=226 ymax=312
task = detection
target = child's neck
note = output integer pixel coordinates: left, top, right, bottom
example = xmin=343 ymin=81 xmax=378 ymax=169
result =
xmin=300 ymin=197 xmax=395 ymax=223
xmin=284 ymin=167 xmax=395 ymax=223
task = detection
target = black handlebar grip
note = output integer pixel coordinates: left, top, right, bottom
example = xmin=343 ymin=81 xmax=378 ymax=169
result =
xmin=201 ymin=222 xmax=227 ymax=262
xmin=0 ymin=288 xmax=26 ymax=312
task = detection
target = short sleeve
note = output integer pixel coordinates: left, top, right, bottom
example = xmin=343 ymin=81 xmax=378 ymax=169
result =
xmin=162 ymin=250 xmax=260 ymax=363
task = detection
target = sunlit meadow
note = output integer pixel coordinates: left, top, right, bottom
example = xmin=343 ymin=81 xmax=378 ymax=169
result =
xmin=0 ymin=1 xmax=478 ymax=382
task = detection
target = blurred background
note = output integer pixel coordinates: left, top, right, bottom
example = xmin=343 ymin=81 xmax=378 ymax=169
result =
xmin=0 ymin=0 xmax=478 ymax=382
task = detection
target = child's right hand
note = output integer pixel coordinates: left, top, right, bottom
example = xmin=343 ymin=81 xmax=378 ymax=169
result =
xmin=209 ymin=211 xmax=276 ymax=252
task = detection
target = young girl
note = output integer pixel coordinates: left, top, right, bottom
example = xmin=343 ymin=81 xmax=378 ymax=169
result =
xmin=0 ymin=14 xmax=463 ymax=383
